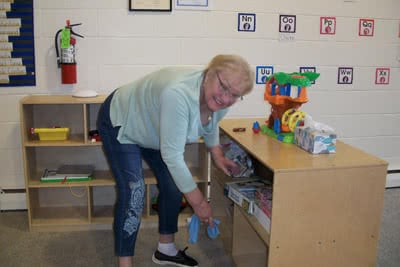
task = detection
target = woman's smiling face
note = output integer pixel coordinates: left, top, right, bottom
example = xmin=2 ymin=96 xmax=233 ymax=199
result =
xmin=203 ymin=70 xmax=243 ymax=112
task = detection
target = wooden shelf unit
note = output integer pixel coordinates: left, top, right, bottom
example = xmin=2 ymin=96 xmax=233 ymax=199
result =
xmin=217 ymin=118 xmax=388 ymax=267
xmin=20 ymin=95 xmax=210 ymax=232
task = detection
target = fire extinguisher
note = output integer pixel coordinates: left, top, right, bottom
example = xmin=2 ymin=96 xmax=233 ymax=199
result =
xmin=55 ymin=20 xmax=84 ymax=84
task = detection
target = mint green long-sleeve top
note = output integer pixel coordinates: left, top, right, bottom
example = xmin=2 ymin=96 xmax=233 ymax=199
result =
xmin=110 ymin=67 xmax=229 ymax=193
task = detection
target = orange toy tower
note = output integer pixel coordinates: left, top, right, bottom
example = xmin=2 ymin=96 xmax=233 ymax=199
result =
xmin=263 ymin=72 xmax=319 ymax=142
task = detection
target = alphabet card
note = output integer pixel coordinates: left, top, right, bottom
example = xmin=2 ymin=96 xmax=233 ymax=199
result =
xmin=279 ymin=15 xmax=296 ymax=33
xmin=238 ymin=13 xmax=256 ymax=32
xmin=375 ymin=68 xmax=390 ymax=85
xmin=338 ymin=67 xmax=353 ymax=84
xmin=359 ymin=18 xmax=374 ymax=37
xmin=256 ymin=66 xmax=274 ymax=84
xmin=320 ymin=17 xmax=336 ymax=35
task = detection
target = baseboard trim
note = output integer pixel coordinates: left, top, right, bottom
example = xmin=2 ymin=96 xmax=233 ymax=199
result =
xmin=386 ymin=171 xmax=400 ymax=188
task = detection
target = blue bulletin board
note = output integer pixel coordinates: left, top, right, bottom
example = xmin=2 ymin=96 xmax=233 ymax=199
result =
xmin=0 ymin=0 xmax=35 ymax=87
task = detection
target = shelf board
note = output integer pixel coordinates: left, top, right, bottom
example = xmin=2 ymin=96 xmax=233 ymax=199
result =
xmin=237 ymin=205 xmax=270 ymax=246
xmin=25 ymin=138 xmax=203 ymax=147
xmin=20 ymin=94 xmax=107 ymax=104
xmin=91 ymin=216 xmax=113 ymax=223
xmin=29 ymin=166 xmax=207 ymax=187
xmin=31 ymin=217 xmax=89 ymax=226
xmin=28 ymin=170 xmax=113 ymax=188
xmin=90 ymin=171 xmax=115 ymax=186
xmin=29 ymin=180 xmax=92 ymax=188
xmin=24 ymin=134 xmax=103 ymax=147
xmin=31 ymin=206 xmax=88 ymax=222
xmin=90 ymin=178 xmax=115 ymax=186
xmin=143 ymin=167 xmax=208 ymax=184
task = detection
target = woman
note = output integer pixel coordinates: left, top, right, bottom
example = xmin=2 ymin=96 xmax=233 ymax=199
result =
xmin=97 ymin=54 xmax=254 ymax=267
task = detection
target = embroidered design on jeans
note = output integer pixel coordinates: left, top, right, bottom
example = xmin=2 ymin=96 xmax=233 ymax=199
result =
xmin=123 ymin=179 xmax=145 ymax=236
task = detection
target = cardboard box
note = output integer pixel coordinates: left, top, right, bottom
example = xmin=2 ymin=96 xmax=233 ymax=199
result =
xmin=225 ymin=178 xmax=272 ymax=214
xmin=294 ymin=126 xmax=336 ymax=154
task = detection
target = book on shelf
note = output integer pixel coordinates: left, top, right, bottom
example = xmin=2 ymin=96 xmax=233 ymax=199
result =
xmin=40 ymin=164 xmax=94 ymax=183
xmin=255 ymin=186 xmax=272 ymax=218
xmin=253 ymin=202 xmax=271 ymax=233
xmin=224 ymin=178 xmax=272 ymax=214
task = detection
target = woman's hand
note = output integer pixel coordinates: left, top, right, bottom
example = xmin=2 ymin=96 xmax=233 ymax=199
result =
xmin=192 ymin=199 xmax=214 ymax=227
xmin=184 ymin=187 xmax=214 ymax=227
xmin=209 ymin=145 xmax=240 ymax=176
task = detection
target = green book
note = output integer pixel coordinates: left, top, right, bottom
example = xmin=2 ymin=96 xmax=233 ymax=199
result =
xmin=40 ymin=165 xmax=94 ymax=183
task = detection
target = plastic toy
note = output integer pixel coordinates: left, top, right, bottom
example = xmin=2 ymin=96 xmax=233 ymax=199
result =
xmin=89 ymin=130 xmax=101 ymax=142
xmin=262 ymin=71 xmax=319 ymax=143
xmin=252 ymin=121 xmax=260 ymax=133
xmin=30 ymin=127 xmax=70 ymax=141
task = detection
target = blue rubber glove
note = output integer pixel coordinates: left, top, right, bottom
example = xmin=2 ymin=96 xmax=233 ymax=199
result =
xmin=188 ymin=214 xmax=200 ymax=244
xmin=207 ymin=218 xmax=221 ymax=239
xmin=188 ymin=214 xmax=221 ymax=243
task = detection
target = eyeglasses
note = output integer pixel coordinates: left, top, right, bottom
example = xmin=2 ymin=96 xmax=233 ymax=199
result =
xmin=215 ymin=72 xmax=243 ymax=101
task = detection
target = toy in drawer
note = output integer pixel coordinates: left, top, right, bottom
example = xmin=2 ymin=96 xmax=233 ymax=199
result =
xmin=30 ymin=127 xmax=70 ymax=141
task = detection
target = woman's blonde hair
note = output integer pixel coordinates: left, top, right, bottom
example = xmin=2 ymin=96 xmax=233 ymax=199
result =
xmin=204 ymin=54 xmax=255 ymax=95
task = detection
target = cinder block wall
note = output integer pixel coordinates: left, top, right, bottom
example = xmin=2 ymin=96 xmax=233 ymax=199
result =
xmin=0 ymin=0 xmax=399 ymax=200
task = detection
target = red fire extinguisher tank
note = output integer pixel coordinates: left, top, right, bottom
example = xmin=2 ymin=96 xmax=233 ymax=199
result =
xmin=61 ymin=37 xmax=76 ymax=84
xmin=55 ymin=20 xmax=83 ymax=84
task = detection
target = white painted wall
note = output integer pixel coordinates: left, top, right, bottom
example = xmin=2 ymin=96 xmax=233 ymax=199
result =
xmin=0 ymin=0 xmax=399 ymax=206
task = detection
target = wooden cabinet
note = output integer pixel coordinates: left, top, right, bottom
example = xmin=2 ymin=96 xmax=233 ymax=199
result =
xmin=216 ymin=118 xmax=388 ymax=267
xmin=20 ymin=95 xmax=209 ymax=232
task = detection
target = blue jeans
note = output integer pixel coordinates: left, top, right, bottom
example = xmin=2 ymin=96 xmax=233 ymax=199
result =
xmin=97 ymin=92 xmax=183 ymax=256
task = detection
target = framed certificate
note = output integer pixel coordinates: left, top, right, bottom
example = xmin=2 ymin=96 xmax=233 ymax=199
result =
xmin=129 ymin=0 xmax=172 ymax=11
xmin=175 ymin=0 xmax=210 ymax=10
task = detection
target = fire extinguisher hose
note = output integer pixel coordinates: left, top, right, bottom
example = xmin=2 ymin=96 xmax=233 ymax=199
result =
xmin=54 ymin=29 xmax=63 ymax=68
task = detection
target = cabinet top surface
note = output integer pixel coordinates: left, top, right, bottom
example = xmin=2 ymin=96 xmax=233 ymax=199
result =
xmin=219 ymin=118 xmax=387 ymax=172
xmin=20 ymin=95 xmax=107 ymax=104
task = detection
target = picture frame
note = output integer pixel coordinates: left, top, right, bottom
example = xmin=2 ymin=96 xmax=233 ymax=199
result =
xmin=129 ymin=0 xmax=172 ymax=11
xmin=174 ymin=0 xmax=211 ymax=10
